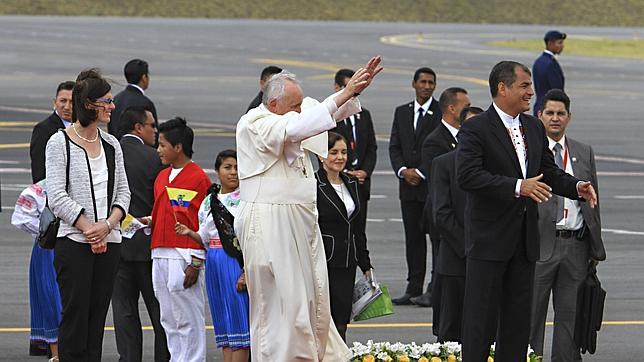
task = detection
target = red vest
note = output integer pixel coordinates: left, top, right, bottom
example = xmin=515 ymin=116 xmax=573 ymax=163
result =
xmin=151 ymin=162 xmax=211 ymax=250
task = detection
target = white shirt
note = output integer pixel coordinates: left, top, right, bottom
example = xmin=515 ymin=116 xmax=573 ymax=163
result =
xmin=413 ymin=98 xmax=433 ymax=130
xmin=331 ymin=182 xmax=356 ymax=217
xmin=548 ymin=135 xmax=584 ymax=231
xmin=55 ymin=110 xmax=71 ymax=128
xmin=493 ymin=102 xmax=527 ymax=198
xmin=441 ymin=119 xmax=459 ymax=140
xmin=152 ymin=164 xmax=206 ymax=262
xmin=344 ymin=116 xmax=359 ymax=166
xmin=543 ymin=49 xmax=556 ymax=58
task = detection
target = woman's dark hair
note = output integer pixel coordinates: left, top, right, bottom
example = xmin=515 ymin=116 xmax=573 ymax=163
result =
xmin=215 ymin=149 xmax=237 ymax=171
xmin=327 ymin=131 xmax=347 ymax=150
xmin=72 ymin=68 xmax=111 ymax=127
xmin=157 ymin=117 xmax=194 ymax=157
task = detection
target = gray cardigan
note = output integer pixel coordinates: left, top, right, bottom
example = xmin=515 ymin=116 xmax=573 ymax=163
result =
xmin=45 ymin=129 xmax=130 ymax=241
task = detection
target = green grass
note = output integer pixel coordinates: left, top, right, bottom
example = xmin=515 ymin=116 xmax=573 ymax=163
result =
xmin=2 ymin=0 xmax=644 ymax=27
xmin=488 ymin=38 xmax=644 ymax=60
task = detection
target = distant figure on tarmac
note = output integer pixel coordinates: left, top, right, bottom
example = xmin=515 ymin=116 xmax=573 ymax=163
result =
xmin=533 ymin=30 xmax=566 ymax=115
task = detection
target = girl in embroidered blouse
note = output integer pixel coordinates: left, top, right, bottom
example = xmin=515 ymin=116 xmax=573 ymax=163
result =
xmin=175 ymin=149 xmax=250 ymax=362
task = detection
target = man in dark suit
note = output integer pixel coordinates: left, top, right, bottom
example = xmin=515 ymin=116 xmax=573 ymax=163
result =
xmin=389 ymin=67 xmax=442 ymax=305
xmin=330 ymin=68 xmax=378 ymax=247
xmin=414 ymin=87 xmax=470 ymax=308
xmin=112 ymin=107 xmax=169 ymax=362
xmin=29 ymin=81 xmax=74 ymax=183
xmin=246 ymin=65 xmax=282 ymax=112
xmin=532 ymin=30 xmax=566 ymax=115
xmin=456 ymin=61 xmax=597 ymax=362
xmin=109 ymin=59 xmax=158 ymax=139
xmin=529 ymin=89 xmax=606 ymax=361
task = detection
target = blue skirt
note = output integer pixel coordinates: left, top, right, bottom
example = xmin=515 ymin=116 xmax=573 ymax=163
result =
xmin=29 ymin=240 xmax=62 ymax=343
xmin=205 ymin=247 xmax=250 ymax=349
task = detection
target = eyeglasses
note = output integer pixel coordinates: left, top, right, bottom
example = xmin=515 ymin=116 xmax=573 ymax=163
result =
xmin=94 ymin=98 xmax=115 ymax=105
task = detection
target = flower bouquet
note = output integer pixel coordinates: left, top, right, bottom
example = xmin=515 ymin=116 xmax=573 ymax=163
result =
xmin=349 ymin=340 xmax=543 ymax=362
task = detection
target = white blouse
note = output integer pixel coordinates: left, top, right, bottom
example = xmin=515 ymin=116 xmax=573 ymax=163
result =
xmin=331 ymin=182 xmax=356 ymax=217
xmin=197 ymin=189 xmax=241 ymax=248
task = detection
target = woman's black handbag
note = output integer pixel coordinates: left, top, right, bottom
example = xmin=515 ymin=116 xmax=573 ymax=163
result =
xmin=37 ymin=133 xmax=70 ymax=249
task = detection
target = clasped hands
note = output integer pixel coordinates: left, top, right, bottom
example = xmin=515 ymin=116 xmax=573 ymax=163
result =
xmin=520 ymin=174 xmax=597 ymax=208
xmin=84 ymin=220 xmax=111 ymax=254
xmin=401 ymin=168 xmax=422 ymax=186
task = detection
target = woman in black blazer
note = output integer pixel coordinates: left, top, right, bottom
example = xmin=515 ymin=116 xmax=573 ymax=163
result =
xmin=316 ymin=132 xmax=372 ymax=342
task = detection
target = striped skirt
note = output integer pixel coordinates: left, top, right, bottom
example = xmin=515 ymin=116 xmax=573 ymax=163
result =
xmin=29 ymin=240 xmax=62 ymax=344
xmin=205 ymin=239 xmax=250 ymax=349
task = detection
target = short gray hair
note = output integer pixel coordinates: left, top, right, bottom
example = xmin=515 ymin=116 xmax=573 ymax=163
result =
xmin=262 ymin=71 xmax=300 ymax=105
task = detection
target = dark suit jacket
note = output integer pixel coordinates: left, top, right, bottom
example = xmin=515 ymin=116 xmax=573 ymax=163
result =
xmin=431 ymin=151 xmax=466 ymax=276
xmin=246 ymin=91 xmax=263 ymax=112
xmin=532 ymin=52 xmax=565 ymax=114
xmin=120 ymin=134 xmax=164 ymax=261
xmin=538 ymin=137 xmax=606 ymax=261
xmin=109 ymin=85 xmax=158 ymax=139
xmin=456 ymin=105 xmax=581 ymax=262
xmin=30 ymin=112 xmax=66 ymax=183
xmin=389 ymin=99 xmax=442 ymax=201
xmin=330 ymin=108 xmax=378 ymax=198
xmin=316 ymin=168 xmax=371 ymax=272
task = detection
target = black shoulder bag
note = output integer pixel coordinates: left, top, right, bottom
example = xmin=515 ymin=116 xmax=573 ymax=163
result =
xmin=38 ymin=132 xmax=71 ymax=249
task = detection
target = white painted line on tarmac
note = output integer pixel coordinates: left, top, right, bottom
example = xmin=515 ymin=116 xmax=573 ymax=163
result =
xmin=614 ymin=195 xmax=644 ymax=199
xmin=366 ymin=218 xmax=385 ymax=222
xmin=0 ymin=160 xmax=19 ymax=164
xmin=602 ymin=228 xmax=644 ymax=236
xmin=370 ymin=194 xmax=388 ymax=199
xmin=596 ymin=155 xmax=644 ymax=165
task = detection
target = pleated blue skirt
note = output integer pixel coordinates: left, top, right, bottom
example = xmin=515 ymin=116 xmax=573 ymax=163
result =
xmin=29 ymin=240 xmax=62 ymax=343
xmin=205 ymin=247 xmax=250 ymax=349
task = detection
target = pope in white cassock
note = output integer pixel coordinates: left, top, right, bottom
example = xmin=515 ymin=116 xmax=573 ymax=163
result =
xmin=235 ymin=57 xmax=382 ymax=361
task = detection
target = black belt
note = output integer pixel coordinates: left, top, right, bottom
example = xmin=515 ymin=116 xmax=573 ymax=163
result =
xmin=555 ymin=229 xmax=582 ymax=238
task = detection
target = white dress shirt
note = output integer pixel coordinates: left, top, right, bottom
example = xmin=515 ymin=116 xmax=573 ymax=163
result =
xmin=331 ymin=182 xmax=356 ymax=217
xmin=441 ymin=119 xmax=459 ymax=140
xmin=548 ymin=135 xmax=584 ymax=231
xmin=129 ymin=83 xmax=146 ymax=94
xmin=493 ymin=103 xmax=527 ymax=197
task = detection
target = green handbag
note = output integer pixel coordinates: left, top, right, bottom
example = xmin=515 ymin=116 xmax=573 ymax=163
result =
xmin=353 ymin=285 xmax=394 ymax=321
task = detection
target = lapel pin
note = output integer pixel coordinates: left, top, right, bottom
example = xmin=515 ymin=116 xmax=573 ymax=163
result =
xmin=356 ymin=113 xmax=360 ymax=120
xmin=428 ymin=110 xmax=433 ymax=116
xmin=451 ymin=143 xmax=456 ymax=148
xmin=572 ymin=157 xmax=577 ymax=162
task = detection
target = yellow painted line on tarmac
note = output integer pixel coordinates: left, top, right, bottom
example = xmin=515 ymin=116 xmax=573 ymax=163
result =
xmin=1 ymin=321 xmax=644 ymax=333
xmin=0 ymin=143 xmax=30 ymax=149
xmin=0 ymin=121 xmax=36 ymax=126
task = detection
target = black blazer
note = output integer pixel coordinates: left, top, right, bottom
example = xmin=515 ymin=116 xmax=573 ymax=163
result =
xmin=109 ymin=85 xmax=158 ymax=139
xmin=419 ymin=122 xmax=458 ymax=181
xmin=246 ymin=91 xmax=263 ymax=112
xmin=456 ymin=105 xmax=581 ymax=262
xmin=316 ymin=168 xmax=371 ymax=272
xmin=389 ymin=99 xmax=442 ymax=201
xmin=119 ymin=135 xmax=164 ymax=261
xmin=431 ymin=151 xmax=466 ymax=276
xmin=330 ymin=108 xmax=378 ymax=198
xmin=30 ymin=112 xmax=66 ymax=183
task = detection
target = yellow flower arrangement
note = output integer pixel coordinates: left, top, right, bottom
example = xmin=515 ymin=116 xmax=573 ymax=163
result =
xmin=362 ymin=355 xmax=375 ymax=362
xmin=397 ymin=355 xmax=410 ymax=362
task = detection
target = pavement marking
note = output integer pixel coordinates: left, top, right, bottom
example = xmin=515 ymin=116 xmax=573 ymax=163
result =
xmin=614 ymin=195 xmax=644 ymax=199
xmin=0 ymin=121 xmax=36 ymax=126
xmin=596 ymin=155 xmax=644 ymax=165
xmin=0 ymin=143 xmax=30 ymax=150
xmin=1 ymin=320 xmax=643 ymax=333
xmin=0 ymin=106 xmax=50 ymax=115
xmin=602 ymin=228 xmax=644 ymax=236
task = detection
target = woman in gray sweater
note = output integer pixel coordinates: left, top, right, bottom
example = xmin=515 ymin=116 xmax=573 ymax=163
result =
xmin=45 ymin=69 xmax=130 ymax=362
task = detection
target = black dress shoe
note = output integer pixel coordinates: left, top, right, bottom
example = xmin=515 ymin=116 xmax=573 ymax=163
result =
xmin=392 ymin=293 xmax=419 ymax=305
xmin=410 ymin=292 xmax=432 ymax=307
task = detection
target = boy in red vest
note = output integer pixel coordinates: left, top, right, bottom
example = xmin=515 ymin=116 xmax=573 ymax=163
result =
xmin=149 ymin=117 xmax=211 ymax=361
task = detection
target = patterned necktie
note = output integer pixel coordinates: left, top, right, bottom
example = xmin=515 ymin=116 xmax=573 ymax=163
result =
xmin=553 ymin=143 xmax=565 ymax=222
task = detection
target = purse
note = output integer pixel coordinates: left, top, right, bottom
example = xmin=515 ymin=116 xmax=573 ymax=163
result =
xmin=37 ymin=132 xmax=70 ymax=249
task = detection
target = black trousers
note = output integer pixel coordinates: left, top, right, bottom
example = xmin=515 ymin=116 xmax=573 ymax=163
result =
xmin=400 ymin=200 xmax=427 ymax=295
xmin=328 ymin=266 xmax=357 ymax=342
xmin=54 ymin=237 xmax=121 ymax=362
xmin=112 ymin=260 xmax=170 ymax=362
xmin=462 ymin=237 xmax=534 ymax=362
xmin=438 ymin=274 xmax=465 ymax=342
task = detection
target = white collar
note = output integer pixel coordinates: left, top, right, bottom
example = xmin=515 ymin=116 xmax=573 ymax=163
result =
xmin=543 ymin=49 xmax=556 ymax=58
xmin=122 ymin=133 xmax=144 ymax=144
xmin=441 ymin=119 xmax=459 ymax=139
xmin=493 ymin=102 xmax=520 ymax=127
xmin=414 ymin=98 xmax=432 ymax=114
xmin=129 ymin=83 xmax=145 ymax=94
xmin=54 ymin=110 xmax=71 ymax=125
xmin=547 ymin=135 xmax=566 ymax=151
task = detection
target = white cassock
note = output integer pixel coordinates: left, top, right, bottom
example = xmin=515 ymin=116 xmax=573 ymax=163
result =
xmin=235 ymin=92 xmax=359 ymax=361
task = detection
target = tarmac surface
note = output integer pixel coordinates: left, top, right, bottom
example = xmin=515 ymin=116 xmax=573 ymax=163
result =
xmin=0 ymin=16 xmax=643 ymax=360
